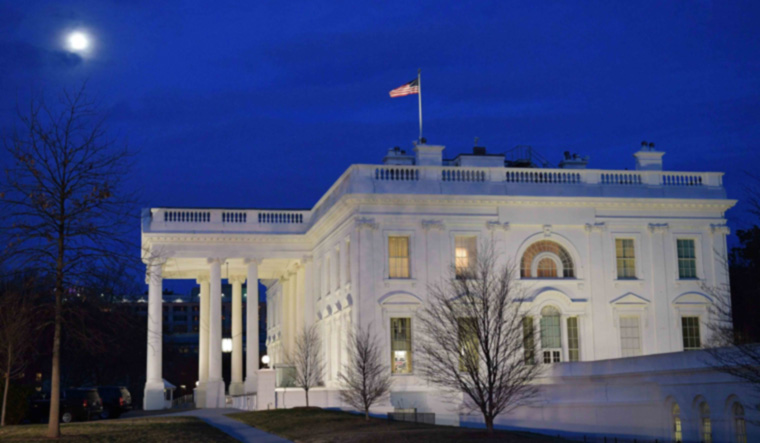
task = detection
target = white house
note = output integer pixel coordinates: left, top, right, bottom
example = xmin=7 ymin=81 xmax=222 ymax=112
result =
xmin=141 ymin=141 xmax=756 ymax=442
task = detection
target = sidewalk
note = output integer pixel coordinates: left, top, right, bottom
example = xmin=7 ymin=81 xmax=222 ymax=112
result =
xmin=164 ymin=408 xmax=291 ymax=443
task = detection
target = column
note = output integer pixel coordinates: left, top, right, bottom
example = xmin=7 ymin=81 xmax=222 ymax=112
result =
xmin=302 ymin=256 xmax=314 ymax=328
xmin=649 ymin=223 xmax=672 ymax=353
xmin=206 ymin=258 xmax=225 ymax=407
xmin=244 ymin=259 xmax=260 ymax=393
xmin=229 ymin=275 xmax=244 ymax=395
xmin=195 ymin=277 xmax=210 ymax=408
xmin=143 ymin=262 xmax=164 ymax=410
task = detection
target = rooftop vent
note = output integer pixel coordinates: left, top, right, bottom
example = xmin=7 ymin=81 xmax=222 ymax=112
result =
xmin=383 ymin=146 xmax=415 ymax=165
xmin=559 ymin=151 xmax=590 ymax=169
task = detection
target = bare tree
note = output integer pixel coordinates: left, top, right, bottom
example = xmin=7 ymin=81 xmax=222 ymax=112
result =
xmin=0 ymin=277 xmax=39 ymax=427
xmin=417 ymin=243 xmax=540 ymax=433
xmin=704 ymin=256 xmax=760 ymax=421
xmin=339 ymin=325 xmax=392 ymax=420
xmin=0 ymin=86 xmax=134 ymax=437
xmin=292 ymin=324 xmax=324 ymax=407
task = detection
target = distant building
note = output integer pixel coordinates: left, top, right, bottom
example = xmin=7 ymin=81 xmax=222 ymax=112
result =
xmin=140 ymin=141 xmax=757 ymax=442
xmin=126 ymin=285 xmax=266 ymax=358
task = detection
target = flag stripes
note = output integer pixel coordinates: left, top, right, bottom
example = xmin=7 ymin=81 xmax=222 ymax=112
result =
xmin=389 ymin=78 xmax=420 ymax=97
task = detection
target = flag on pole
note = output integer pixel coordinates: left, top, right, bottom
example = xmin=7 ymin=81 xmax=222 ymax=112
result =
xmin=389 ymin=78 xmax=420 ymax=97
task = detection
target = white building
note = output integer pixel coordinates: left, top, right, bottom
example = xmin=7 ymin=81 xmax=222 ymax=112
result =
xmin=141 ymin=141 xmax=756 ymax=442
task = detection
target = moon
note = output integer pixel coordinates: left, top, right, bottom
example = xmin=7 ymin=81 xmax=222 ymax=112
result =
xmin=67 ymin=31 xmax=90 ymax=52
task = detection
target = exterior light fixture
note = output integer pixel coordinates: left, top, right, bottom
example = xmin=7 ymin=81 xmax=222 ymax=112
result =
xmin=261 ymin=355 xmax=270 ymax=366
xmin=222 ymin=338 xmax=233 ymax=353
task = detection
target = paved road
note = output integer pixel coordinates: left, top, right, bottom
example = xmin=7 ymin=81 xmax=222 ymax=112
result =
xmin=166 ymin=408 xmax=291 ymax=443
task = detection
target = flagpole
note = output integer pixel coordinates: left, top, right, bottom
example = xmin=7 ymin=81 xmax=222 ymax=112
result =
xmin=418 ymin=68 xmax=423 ymax=142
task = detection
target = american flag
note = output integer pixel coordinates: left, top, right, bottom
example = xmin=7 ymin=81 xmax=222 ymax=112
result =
xmin=389 ymin=78 xmax=419 ymax=97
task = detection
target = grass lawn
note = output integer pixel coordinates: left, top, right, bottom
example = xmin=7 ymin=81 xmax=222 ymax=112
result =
xmin=228 ymin=408 xmax=563 ymax=443
xmin=0 ymin=416 xmax=238 ymax=442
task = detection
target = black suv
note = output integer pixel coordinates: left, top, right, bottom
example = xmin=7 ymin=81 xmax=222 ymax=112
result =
xmin=28 ymin=388 xmax=103 ymax=423
xmin=97 ymin=386 xmax=132 ymax=419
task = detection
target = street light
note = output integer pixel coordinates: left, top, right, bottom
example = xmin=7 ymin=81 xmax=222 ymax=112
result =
xmin=261 ymin=354 xmax=270 ymax=368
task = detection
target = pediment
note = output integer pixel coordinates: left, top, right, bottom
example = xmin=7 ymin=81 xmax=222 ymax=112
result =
xmin=610 ymin=292 xmax=650 ymax=306
xmin=673 ymin=292 xmax=712 ymax=305
xmin=378 ymin=291 xmax=422 ymax=307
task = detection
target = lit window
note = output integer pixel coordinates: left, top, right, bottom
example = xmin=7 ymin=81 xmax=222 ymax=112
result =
xmin=389 ymin=236 xmax=411 ymax=279
xmin=677 ymin=239 xmax=697 ymax=279
xmin=455 ymin=236 xmax=477 ymax=279
xmin=615 ymin=239 xmax=636 ymax=279
xmin=620 ymin=316 xmax=642 ymax=357
xmin=521 ymin=241 xmax=574 ymax=278
xmin=540 ymin=306 xmax=561 ymax=363
xmin=734 ymin=402 xmax=747 ymax=443
xmin=682 ymin=316 xmax=701 ymax=351
xmin=458 ymin=317 xmax=478 ymax=371
xmin=700 ymin=401 xmax=712 ymax=443
xmin=672 ymin=403 xmax=682 ymax=442
xmin=537 ymin=258 xmax=557 ymax=278
xmin=522 ymin=316 xmax=535 ymax=365
xmin=567 ymin=317 xmax=580 ymax=362
xmin=391 ymin=318 xmax=412 ymax=373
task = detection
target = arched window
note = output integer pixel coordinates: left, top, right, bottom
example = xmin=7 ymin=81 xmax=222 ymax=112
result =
xmin=733 ymin=402 xmax=747 ymax=443
xmin=672 ymin=402 xmax=682 ymax=442
xmin=537 ymin=258 xmax=557 ymax=278
xmin=540 ymin=306 xmax=561 ymax=363
xmin=699 ymin=401 xmax=711 ymax=443
xmin=521 ymin=240 xmax=575 ymax=278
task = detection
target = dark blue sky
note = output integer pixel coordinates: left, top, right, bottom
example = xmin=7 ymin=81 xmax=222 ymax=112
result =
xmin=2 ymin=1 xmax=759 ymax=227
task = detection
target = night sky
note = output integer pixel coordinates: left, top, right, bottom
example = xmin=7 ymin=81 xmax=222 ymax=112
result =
xmin=2 ymin=1 xmax=759 ymax=292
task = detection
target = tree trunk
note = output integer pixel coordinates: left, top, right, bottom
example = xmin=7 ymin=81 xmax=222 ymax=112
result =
xmin=47 ymin=231 xmax=64 ymax=438
xmin=1 ymin=347 xmax=11 ymax=427
xmin=364 ymin=408 xmax=369 ymax=421
xmin=305 ymin=389 xmax=309 ymax=407
xmin=485 ymin=415 xmax=494 ymax=433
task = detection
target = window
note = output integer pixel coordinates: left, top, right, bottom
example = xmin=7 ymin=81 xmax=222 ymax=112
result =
xmin=391 ymin=318 xmax=412 ymax=373
xmin=672 ymin=403 xmax=682 ymax=442
xmin=522 ymin=317 xmax=535 ymax=365
xmin=521 ymin=241 xmax=574 ymax=278
xmin=537 ymin=258 xmax=557 ymax=278
xmin=389 ymin=236 xmax=411 ymax=279
xmin=682 ymin=316 xmax=701 ymax=351
xmin=458 ymin=317 xmax=478 ymax=371
xmin=733 ymin=402 xmax=747 ymax=443
xmin=615 ymin=239 xmax=636 ymax=279
xmin=677 ymin=239 xmax=697 ymax=279
xmin=455 ymin=236 xmax=477 ymax=279
xmin=567 ymin=317 xmax=580 ymax=362
xmin=700 ymin=401 xmax=712 ymax=443
xmin=540 ymin=306 xmax=561 ymax=363
xmin=620 ymin=316 xmax=642 ymax=357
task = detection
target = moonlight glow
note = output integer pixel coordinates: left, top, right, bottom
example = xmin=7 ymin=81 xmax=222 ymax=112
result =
xmin=67 ymin=32 xmax=90 ymax=51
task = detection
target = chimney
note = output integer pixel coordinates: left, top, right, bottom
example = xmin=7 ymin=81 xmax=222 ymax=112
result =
xmin=633 ymin=140 xmax=665 ymax=171
xmin=413 ymin=141 xmax=444 ymax=166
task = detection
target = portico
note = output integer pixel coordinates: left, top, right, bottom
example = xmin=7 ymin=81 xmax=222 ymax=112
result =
xmin=142 ymin=247 xmax=311 ymax=410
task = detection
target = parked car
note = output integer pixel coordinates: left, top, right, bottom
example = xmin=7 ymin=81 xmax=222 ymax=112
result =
xmin=28 ymin=388 xmax=103 ymax=423
xmin=97 ymin=386 xmax=132 ymax=419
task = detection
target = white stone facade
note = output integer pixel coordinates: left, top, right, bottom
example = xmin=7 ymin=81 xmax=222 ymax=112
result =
xmin=141 ymin=143 xmax=758 ymax=441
